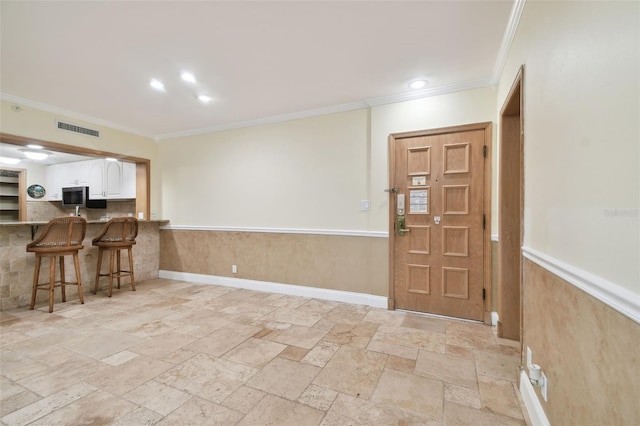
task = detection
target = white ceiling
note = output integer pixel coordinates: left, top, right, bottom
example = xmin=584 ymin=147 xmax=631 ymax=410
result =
xmin=0 ymin=142 xmax=94 ymax=166
xmin=0 ymin=1 xmax=515 ymax=140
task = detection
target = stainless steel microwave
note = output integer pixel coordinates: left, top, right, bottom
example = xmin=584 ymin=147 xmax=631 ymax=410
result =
xmin=61 ymin=186 xmax=106 ymax=209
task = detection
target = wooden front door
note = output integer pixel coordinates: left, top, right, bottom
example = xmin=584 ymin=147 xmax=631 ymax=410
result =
xmin=389 ymin=123 xmax=491 ymax=321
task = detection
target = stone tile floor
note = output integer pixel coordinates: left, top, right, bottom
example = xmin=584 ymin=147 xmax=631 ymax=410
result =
xmin=0 ymin=279 xmax=530 ymax=425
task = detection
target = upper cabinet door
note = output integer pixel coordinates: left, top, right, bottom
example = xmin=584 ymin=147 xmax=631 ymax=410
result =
xmin=88 ymin=160 xmax=106 ymax=199
xmin=121 ymin=162 xmax=137 ymax=199
xmin=105 ymin=160 xmax=123 ymax=198
xmin=46 ymin=164 xmax=62 ymax=200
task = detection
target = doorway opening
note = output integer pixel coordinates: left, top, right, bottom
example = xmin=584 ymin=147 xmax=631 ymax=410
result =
xmin=0 ymin=133 xmax=151 ymax=221
xmin=497 ymin=66 xmax=524 ymax=340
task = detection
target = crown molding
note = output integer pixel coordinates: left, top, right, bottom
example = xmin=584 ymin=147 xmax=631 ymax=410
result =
xmin=0 ymin=93 xmax=154 ymax=140
xmin=491 ymin=0 xmax=527 ymax=84
xmin=364 ymin=78 xmax=493 ymax=107
xmin=156 ymin=78 xmax=494 ymax=141
xmin=154 ymin=100 xmax=370 ymax=141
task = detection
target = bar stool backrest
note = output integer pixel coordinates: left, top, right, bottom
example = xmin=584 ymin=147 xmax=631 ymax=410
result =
xmin=93 ymin=217 xmax=139 ymax=246
xmin=27 ymin=216 xmax=87 ymax=252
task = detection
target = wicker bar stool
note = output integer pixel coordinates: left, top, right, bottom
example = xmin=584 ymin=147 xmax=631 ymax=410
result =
xmin=26 ymin=216 xmax=87 ymax=313
xmin=92 ymin=217 xmax=138 ymax=297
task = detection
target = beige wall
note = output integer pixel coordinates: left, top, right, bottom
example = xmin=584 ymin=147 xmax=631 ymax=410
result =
xmin=158 ymin=88 xmax=497 ymax=297
xmin=159 ymin=88 xmax=497 ymax=233
xmin=496 ymin=1 xmax=640 ymax=424
xmin=159 ymin=109 xmax=370 ymax=230
xmin=498 ymin=1 xmax=639 ymax=292
xmin=0 ymin=100 xmax=162 ymax=219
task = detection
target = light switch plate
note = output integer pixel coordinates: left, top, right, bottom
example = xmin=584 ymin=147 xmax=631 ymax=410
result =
xmin=360 ymin=200 xmax=370 ymax=211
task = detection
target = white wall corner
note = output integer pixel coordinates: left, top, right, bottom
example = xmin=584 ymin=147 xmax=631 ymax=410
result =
xmin=520 ymin=369 xmax=551 ymax=426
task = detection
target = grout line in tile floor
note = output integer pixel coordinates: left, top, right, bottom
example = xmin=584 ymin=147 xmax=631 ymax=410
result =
xmin=0 ymin=278 xmax=531 ymax=425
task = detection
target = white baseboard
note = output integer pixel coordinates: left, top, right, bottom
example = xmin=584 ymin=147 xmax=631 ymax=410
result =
xmin=519 ymin=370 xmax=550 ymax=426
xmin=158 ymin=270 xmax=388 ymax=309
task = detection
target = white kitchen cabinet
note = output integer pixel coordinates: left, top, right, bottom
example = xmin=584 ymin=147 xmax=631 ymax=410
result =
xmin=47 ymin=161 xmax=89 ymax=200
xmin=62 ymin=161 xmax=89 ymax=187
xmin=88 ymin=159 xmax=135 ymax=199
xmin=46 ymin=164 xmax=63 ymax=200
xmin=47 ymin=159 xmax=136 ymax=201
xmin=121 ymin=162 xmax=137 ymax=199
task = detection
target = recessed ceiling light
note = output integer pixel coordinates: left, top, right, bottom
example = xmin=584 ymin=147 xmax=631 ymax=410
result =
xmin=0 ymin=157 xmax=21 ymax=165
xmin=150 ymin=78 xmax=165 ymax=91
xmin=26 ymin=144 xmax=43 ymax=149
xmin=408 ymin=79 xmax=429 ymax=90
xmin=198 ymin=95 xmax=212 ymax=103
xmin=181 ymin=72 xmax=196 ymax=83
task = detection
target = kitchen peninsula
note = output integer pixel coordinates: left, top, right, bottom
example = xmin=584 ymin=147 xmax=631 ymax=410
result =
xmin=0 ymin=218 xmax=168 ymax=310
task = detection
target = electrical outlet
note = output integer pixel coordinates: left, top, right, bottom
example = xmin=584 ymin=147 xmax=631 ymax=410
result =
xmin=232 ymin=265 xmax=237 ymax=274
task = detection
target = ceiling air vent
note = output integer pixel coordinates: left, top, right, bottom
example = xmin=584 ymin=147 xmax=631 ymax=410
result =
xmin=56 ymin=120 xmax=101 ymax=138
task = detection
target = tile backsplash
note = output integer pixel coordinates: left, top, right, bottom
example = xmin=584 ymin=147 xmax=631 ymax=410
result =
xmin=27 ymin=200 xmax=137 ymax=221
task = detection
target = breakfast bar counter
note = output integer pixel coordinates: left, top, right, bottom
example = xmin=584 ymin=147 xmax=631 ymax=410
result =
xmin=0 ymin=219 xmax=169 ymax=310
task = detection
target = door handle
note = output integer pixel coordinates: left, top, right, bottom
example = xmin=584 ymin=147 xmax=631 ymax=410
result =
xmin=396 ymin=215 xmax=411 ymax=236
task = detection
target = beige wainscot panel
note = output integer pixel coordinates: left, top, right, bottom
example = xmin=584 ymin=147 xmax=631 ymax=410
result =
xmin=523 ymin=258 xmax=640 ymax=425
xmin=160 ymin=230 xmax=389 ymax=297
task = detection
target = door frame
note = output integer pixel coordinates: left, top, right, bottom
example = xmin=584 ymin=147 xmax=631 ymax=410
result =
xmin=388 ymin=122 xmax=493 ymax=323
xmin=497 ymin=66 xmax=524 ymax=340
